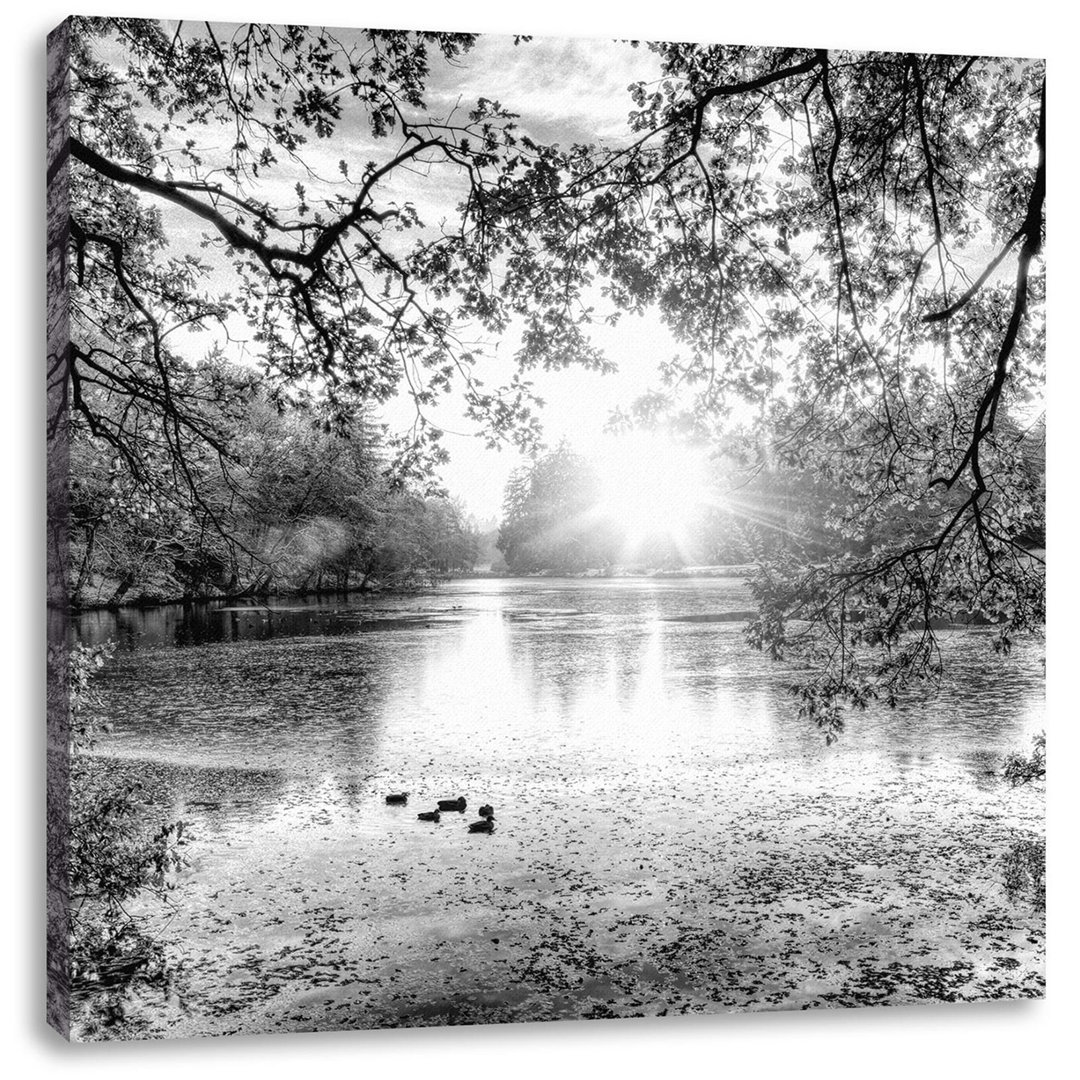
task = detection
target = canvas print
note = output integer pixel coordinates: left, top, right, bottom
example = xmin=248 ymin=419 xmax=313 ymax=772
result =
xmin=46 ymin=16 xmax=1046 ymax=1041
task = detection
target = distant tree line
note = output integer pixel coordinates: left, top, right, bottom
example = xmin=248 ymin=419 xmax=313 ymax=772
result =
xmin=496 ymin=430 xmax=1043 ymax=580
xmin=67 ymin=358 xmax=480 ymax=608
xmin=494 ymin=440 xmax=837 ymax=574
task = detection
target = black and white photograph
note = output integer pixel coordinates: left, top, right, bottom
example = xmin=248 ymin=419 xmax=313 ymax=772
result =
xmin=44 ymin=7 xmax=1049 ymax=1048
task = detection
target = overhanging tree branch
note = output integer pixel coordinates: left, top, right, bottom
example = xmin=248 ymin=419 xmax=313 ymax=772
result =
xmin=930 ymin=79 xmax=1044 ymax=493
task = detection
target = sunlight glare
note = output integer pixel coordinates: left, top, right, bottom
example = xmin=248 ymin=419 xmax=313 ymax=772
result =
xmin=593 ymin=432 xmax=713 ymax=551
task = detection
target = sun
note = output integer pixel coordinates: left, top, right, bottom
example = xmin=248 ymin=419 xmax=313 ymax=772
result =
xmin=592 ymin=431 xmax=714 ymax=555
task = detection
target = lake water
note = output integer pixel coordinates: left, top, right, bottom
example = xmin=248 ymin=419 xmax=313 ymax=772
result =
xmin=73 ymin=578 xmax=1046 ymax=1038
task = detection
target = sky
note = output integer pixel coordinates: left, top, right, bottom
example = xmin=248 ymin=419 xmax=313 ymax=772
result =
xmin=374 ymin=35 xmax=680 ymax=520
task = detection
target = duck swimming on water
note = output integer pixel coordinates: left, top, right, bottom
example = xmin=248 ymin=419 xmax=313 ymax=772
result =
xmin=385 ymin=792 xmax=409 ymax=805
xmin=437 ymin=797 xmax=467 ymax=812
xmin=468 ymin=817 xmax=495 ymax=833
xmin=478 ymin=804 xmax=494 ymax=819
xmin=417 ymin=809 xmax=441 ymax=822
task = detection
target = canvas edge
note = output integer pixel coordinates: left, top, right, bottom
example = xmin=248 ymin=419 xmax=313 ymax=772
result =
xmin=45 ymin=13 xmax=72 ymax=1042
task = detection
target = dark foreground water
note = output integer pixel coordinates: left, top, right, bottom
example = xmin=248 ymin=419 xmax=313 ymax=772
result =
xmin=72 ymin=579 xmax=1045 ymax=1039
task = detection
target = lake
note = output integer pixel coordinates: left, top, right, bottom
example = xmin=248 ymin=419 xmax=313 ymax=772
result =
xmin=72 ymin=577 xmax=1046 ymax=1038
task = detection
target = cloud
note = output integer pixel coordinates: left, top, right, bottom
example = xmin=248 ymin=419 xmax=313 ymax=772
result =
xmin=423 ymin=34 xmax=662 ymax=144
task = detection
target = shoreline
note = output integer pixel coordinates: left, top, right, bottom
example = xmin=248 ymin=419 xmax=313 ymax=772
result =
xmin=58 ymin=566 xmax=760 ymax=614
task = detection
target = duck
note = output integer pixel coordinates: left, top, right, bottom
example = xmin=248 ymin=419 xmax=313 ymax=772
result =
xmin=417 ymin=809 xmax=441 ymax=822
xmin=437 ymin=797 xmax=467 ymax=812
xmin=385 ymin=792 xmax=409 ymax=805
xmin=468 ymin=817 xmax=495 ymax=833
xmin=478 ymin=804 xmax=495 ymax=819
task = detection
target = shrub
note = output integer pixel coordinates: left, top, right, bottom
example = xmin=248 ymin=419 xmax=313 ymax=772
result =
xmin=1001 ymin=732 xmax=1045 ymax=912
xmin=65 ymin=643 xmax=188 ymax=991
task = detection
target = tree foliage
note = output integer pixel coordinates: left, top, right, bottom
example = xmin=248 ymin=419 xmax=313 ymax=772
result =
xmin=56 ymin=18 xmax=556 ymax=492
xmin=1003 ymin=731 xmax=1046 ymax=787
xmin=68 ymin=385 xmax=480 ymax=605
xmin=483 ymin=44 xmax=1046 ymax=735
xmin=497 ymin=443 xmax=614 ymax=572
xmin=51 ymin=21 xmax=1045 ymax=721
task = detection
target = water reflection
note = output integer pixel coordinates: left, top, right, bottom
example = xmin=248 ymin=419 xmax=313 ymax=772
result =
xmin=83 ymin=580 xmax=1044 ymax=784
xmin=76 ymin=578 xmax=1045 ymax=1037
xmin=73 ymin=578 xmax=756 ymax=650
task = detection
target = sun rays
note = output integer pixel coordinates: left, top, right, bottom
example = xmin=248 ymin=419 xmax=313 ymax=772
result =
xmin=497 ymin=429 xmax=830 ymax=573
xmin=591 ymin=432 xmax=717 ymax=565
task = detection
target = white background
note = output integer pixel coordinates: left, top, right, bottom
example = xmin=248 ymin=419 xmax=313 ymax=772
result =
xmin=2 ymin=2 xmax=1076 ymax=1076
